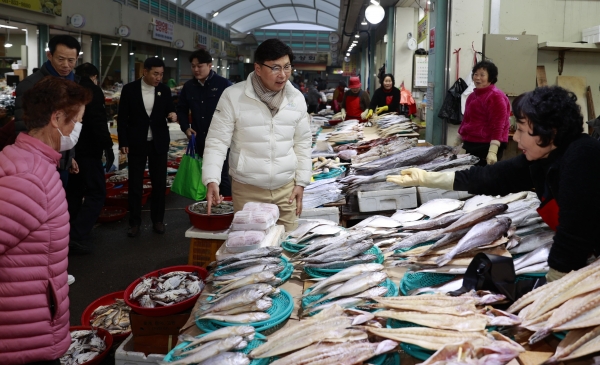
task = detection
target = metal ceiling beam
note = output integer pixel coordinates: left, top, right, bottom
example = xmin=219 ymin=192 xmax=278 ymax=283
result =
xmin=216 ymin=3 xmax=340 ymax=22
xmin=231 ymin=20 xmax=336 ymax=33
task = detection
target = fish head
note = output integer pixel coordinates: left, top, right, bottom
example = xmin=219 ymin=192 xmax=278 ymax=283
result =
xmin=369 ymin=271 xmax=389 ymax=284
xmin=496 ymin=216 xmax=513 ymax=230
xmin=376 ymin=340 xmax=399 ymax=355
xmin=235 ymin=325 xmax=256 ymax=337
xmin=227 ymin=335 xmax=244 ymax=347
xmin=258 ymin=271 xmax=276 ymax=280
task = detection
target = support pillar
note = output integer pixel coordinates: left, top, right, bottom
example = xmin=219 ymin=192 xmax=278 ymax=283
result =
xmin=37 ymin=24 xmax=49 ymax=68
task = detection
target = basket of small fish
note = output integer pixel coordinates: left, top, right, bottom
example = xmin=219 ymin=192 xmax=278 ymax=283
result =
xmin=186 ymin=199 xmax=234 ymax=231
xmin=301 ymin=265 xmax=397 ymax=317
xmin=80 ymin=291 xmax=131 ymax=343
xmin=124 ymin=265 xmax=207 ymax=316
xmin=161 ymin=326 xmax=273 ymax=365
xmin=106 ymin=173 xmax=128 ymax=187
xmin=60 ymin=326 xmax=113 ymax=365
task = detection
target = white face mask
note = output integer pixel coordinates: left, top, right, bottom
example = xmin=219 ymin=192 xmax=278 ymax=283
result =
xmin=57 ymin=122 xmax=82 ymax=152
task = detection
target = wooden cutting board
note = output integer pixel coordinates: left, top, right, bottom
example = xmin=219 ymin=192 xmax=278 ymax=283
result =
xmin=557 ymin=76 xmax=589 ymax=132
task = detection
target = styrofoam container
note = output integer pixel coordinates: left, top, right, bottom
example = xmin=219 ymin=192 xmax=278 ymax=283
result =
xmin=115 ymin=334 xmax=165 ymax=365
xmin=358 ymin=187 xmax=417 ymax=212
xmin=417 ymin=187 xmax=473 ymax=204
xmin=300 ymin=207 xmax=340 ymax=224
xmin=582 ymin=25 xmax=600 ymax=43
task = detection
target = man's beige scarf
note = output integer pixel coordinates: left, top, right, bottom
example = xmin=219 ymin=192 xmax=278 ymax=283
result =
xmin=251 ymin=72 xmax=285 ymax=117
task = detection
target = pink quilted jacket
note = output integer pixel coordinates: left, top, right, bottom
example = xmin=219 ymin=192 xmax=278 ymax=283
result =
xmin=0 ymin=133 xmax=71 ymax=364
xmin=458 ymin=84 xmax=511 ymax=143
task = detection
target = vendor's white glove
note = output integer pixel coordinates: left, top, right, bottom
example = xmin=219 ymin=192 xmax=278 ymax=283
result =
xmin=486 ymin=140 xmax=500 ymax=165
xmin=341 ymin=108 xmax=346 ymax=120
xmin=546 ymin=268 xmax=568 ymax=282
xmin=387 ymin=168 xmax=455 ymax=190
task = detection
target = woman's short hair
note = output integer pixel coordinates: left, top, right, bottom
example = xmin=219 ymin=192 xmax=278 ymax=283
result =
xmin=255 ymin=38 xmax=294 ymax=65
xmin=22 ymin=76 xmax=92 ymax=131
xmin=512 ymin=86 xmax=583 ymax=148
xmin=380 ymin=73 xmax=395 ymax=87
xmin=472 ymin=60 xmax=498 ymax=84
xmin=75 ymin=62 xmax=99 ymax=78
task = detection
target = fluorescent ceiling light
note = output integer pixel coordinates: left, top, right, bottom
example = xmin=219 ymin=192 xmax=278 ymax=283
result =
xmin=0 ymin=25 xmax=18 ymax=29
xmin=21 ymin=29 xmax=27 ymax=31
xmin=79 ymin=52 xmax=83 ymax=55
xmin=346 ymin=53 xmax=350 ymax=56
xmin=361 ymin=18 xmax=368 ymax=25
xmin=355 ymin=34 xmax=360 ymax=38
xmin=370 ymin=0 xmax=379 ymax=4
xmin=111 ymin=43 xmax=122 ymax=46
xmin=174 ymin=57 xmax=178 ymax=61
xmin=4 ymin=43 xmax=12 ymax=48
xmin=129 ymin=52 xmax=134 ymax=55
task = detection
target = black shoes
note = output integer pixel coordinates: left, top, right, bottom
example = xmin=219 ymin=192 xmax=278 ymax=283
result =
xmin=69 ymin=240 xmax=92 ymax=255
xmin=127 ymin=225 xmax=140 ymax=237
xmin=153 ymin=222 xmax=165 ymax=234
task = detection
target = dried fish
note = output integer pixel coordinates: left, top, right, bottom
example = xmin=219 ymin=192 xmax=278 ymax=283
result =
xmin=374 ymin=310 xmax=488 ymax=331
xmin=513 ymin=243 xmax=552 ymax=272
xmin=198 ymin=312 xmax=271 ymax=323
xmin=269 ymin=340 xmax=398 ymax=365
xmin=60 ymin=329 xmax=106 ymax=365
xmin=545 ymin=326 xmax=600 ymax=363
xmin=308 ymin=271 xmax=388 ymax=307
xmin=158 ymin=336 xmax=244 ymax=365
xmin=305 ymin=263 xmax=384 ymax=296
xmin=401 ymin=212 xmax=462 ymax=231
xmin=509 ymin=230 xmax=554 ymax=254
xmin=365 ymin=327 xmax=488 ymax=351
xmin=415 ymin=199 xmax=465 ymax=218
xmin=440 ymin=204 xmax=508 ymax=233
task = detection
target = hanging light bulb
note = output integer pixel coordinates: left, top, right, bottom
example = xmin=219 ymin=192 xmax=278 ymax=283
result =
xmin=365 ymin=3 xmax=385 ymax=24
xmin=361 ymin=18 xmax=368 ymax=25
xmin=4 ymin=25 xmax=12 ymax=48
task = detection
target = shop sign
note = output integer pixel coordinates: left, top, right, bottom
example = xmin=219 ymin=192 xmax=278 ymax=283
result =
xmin=294 ymin=53 xmax=328 ymax=64
xmin=342 ymin=57 xmax=357 ymax=76
xmin=194 ymin=32 xmax=209 ymax=49
xmin=429 ymin=28 xmax=435 ymax=50
xmin=224 ymin=42 xmax=237 ymax=58
xmin=0 ymin=0 xmax=59 ymax=15
xmin=417 ymin=14 xmax=428 ymax=44
xmin=210 ymin=37 xmax=221 ymax=51
xmin=152 ymin=18 xmax=174 ymax=42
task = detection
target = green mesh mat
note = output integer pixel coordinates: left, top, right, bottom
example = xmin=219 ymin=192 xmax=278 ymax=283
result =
xmin=162 ymin=332 xmax=274 ymax=365
xmin=386 ymin=319 xmax=432 ymax=360
xmin=399 ymin=271 xmax=457 ymax=296
xmin=313 ymin=166 xmax=346 ymax=180
xmin=196 ymin=289 xmax=293 ymax=333
xmin=370 ymin=352 xmax=400 ymax=365
xmin=301 ymin=278 xmax=398 ymax=316
xmin=304 ymin=246 xmax=385 ymax=278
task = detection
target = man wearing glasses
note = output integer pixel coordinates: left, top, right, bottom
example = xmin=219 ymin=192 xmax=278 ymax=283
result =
xmin=202 ymin=38 xmax=311 ymax=231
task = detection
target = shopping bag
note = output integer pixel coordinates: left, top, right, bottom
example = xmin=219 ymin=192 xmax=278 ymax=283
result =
xmin=171 ymin=135 xmax=207 ymax=201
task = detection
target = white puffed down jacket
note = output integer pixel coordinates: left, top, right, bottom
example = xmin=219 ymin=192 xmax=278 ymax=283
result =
xmin=203 ymin=72 xmax=312 ymax=190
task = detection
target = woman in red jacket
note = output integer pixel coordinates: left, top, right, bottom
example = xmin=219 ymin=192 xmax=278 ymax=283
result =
xmin=0 ymin=77 xmax=91 ymax=365
xmin=458 ymin=60 xmax=510 ymax=166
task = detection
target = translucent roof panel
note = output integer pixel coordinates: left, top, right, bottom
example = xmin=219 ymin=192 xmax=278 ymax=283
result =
xmin=184 ymin=0 xmax=340 ymax=34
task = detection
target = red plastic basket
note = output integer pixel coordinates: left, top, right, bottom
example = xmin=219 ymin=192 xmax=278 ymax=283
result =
xmin=124 ymin=265 xmax=208 ymax=316
xmin=67 ymin=326 xmax=113 ymax=365
xmin=185 ymin=197 xmax=233 ymax=231
xmin=80 ymin=291 xmax=130 ymax=343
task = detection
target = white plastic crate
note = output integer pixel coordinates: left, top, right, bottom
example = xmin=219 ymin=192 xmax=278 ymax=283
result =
xmin=583 ymin=25 xmax=600 ymax=43
xmin=417 ymin=187 xmax=473 ymax=204
xmin=299 ymin=207 xmax=340 ymax=224
xmin=115 ymin=334 xmax=166 ymax=365
xmin=358 ymin=187 xmax=417 ymax=212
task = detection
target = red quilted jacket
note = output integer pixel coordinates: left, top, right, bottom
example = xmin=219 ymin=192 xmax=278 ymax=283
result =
xmin=0 ymin=133 xmax=71 ymax=364
xmin=458 ymin=84 xmax=510 ymax=143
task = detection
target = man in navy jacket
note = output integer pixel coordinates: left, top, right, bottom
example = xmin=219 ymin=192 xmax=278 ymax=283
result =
xmin=177 ymin=49 xmax=232 ymax=196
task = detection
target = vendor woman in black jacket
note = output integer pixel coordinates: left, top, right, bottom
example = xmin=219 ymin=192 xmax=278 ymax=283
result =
xmin=387 ymin=86 xmax=600 ymax=282
xmin=364 ymin=73 xmax=401 ymax=120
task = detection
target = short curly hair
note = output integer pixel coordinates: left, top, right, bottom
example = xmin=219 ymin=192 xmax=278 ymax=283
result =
xmin=22 ymin=76 xmax=92 ymax=131
xmin=380 ymin=73 xmax=395 ymax=87
xmin=472 ymin=60 xmax=498 ymax=84
xmin=512 ymin=86 xmax=583 ymax=148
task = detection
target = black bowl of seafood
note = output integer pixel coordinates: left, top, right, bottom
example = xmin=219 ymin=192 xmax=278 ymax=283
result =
xmin=60 ymin=326 xmax=113 ymax=365
xmin=81 ymin=291 xmax=131 ymax=343
xmin=186 ymin=198 xmax=234 ymax=231
xmin=124 ymin=265 xmax=207 ymax=316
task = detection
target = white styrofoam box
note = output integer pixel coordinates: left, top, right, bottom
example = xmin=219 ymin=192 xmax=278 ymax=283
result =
xmin=185 ymin=226 xmax=229 ymax=240
xmin=417 ymin=187 xmax=473 ymax=204
xmin=115 ymin=334 xmax=166 ymax=365
xmin=300 ymin=207 xmax=340 ymax=224
xmin=358 ymin=187 xmax=417 ymax=212
xmin=217 ymin=225 xmax=284 ymax=260
xmin=582 ymin=25 xmax=600 ymax=43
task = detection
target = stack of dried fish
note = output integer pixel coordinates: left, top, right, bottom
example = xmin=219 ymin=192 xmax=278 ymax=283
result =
xmin=249 ymin=304 xmax=398 ymax=363
xmin=206 ymin=247 xmax=286 ymax=283
xmin=89 ymin=298 xmax=131 ymax=335
xmin=352 ymin=145 xmax=454 ymax=173
xmin=129 ymin=270 xmax=205 ymax=308
xmin=350 ymin=137 xmax=416 ymax=166
xmin=301 ymin=263 xmax=388 ymax=315
xmin=373 ymin=113 xmax=418 ymax=137
xmin=302 ymin=178 xmax=345 ymax=209
xmin=325 ymin=120 xmax=364 ymax=145
xmin=160 ymin=326 xmax=256 ymax=365
xmin=60 ymin=329 xmax=107 ymax=365
xmin=508 ymin=258 xmax=600 ymax=363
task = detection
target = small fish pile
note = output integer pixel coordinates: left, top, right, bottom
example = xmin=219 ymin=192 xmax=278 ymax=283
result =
xmin=189 ymin=201 xmax=234 ymax=215
xmin=325 ymin=120 xmax=364 ymax=145
xmin=373 ymin=113 xmax=418 ymax=137
xmin=508 ymin=258 xmax=600 ymax=361
xmin=301 ymin=263 xmax=388 ymax=316
xmin=106 ymin=174 xmax=127 ymax=183
xmin=291 ymin=230 xmax=379 ymax=270
xmin=198 ymin=247 xmax=288 ymax=324
xmin=129 ymin=271 xmax=205 ymax=308
xmin=302 ymin=178 xmax=344 ymax=209
xmin=249 ymin=304 xmax=398 ymax=362
xmin=160 ymin=326 xmax=256 ymax=365
xmin=60 ymin=329 xmax=106 ymax=365
xmin=89 ymin=298 xmax=131 ymax=335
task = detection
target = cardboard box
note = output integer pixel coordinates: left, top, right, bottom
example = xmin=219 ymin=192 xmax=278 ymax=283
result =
xmin=129 ymin=310 xmax=190 ymax=336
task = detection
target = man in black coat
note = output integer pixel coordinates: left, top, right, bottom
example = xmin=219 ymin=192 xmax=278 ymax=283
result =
xmin=117 ymin=57 xmax=177 ymax=237
xmin=67 ymin=63 xmax=114 ymax=254
xmin=176 ymin=49 xmax=232 ymax=196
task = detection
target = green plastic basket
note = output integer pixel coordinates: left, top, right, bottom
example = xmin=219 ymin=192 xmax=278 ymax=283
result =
xmin=304 ymin=246 xmax=385 ymax=278
xmin=313 ymin=166 xmax=346 ymax=180
xmin=196 ymin=289 xmax=294 ymax=333
xmin=370 ymin=352 xmax=400 ymax=365
xmin=399 ymin=270 xmax=457 ymax=296
xmin=281 ymin=240 xmax=307 ymax=253
xmin=386 ymin=319 xmax=433 ymax=360
xmin=162 ymin=332 xmax=274 ymax=365
xmin=301 ymin=278 xmax=398 ymax=315
xmin=213 ymin=256 xmax=290 ymax=281
xmin=554 ymin=331 xmax=567 ymax=340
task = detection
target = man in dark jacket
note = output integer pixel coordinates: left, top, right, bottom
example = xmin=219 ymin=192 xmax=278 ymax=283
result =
xmin=67 ymin=63 xmax=114 ymax=254
xmin=118 ymin=57 xmax=177 ymax=237
xmin=14 ymin=35 xmax=81 ymax=187
xmin=177 ymin=49 xmax=232 ymax=196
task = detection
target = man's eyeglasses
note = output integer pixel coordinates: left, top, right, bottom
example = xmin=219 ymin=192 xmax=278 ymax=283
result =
xmin=261 ymin=63 xmax=293 ymax=74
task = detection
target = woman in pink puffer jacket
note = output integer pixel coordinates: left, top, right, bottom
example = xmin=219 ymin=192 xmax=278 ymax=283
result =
xmin=0 ymin=77 xmax=91 ymax=365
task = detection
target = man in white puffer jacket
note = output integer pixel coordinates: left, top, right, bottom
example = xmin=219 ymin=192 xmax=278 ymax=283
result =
xmin=202 ymin=39 xmax=311 ymax=231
